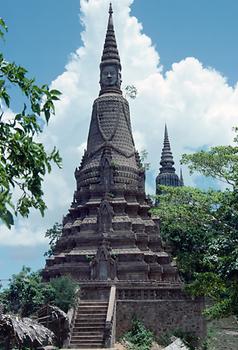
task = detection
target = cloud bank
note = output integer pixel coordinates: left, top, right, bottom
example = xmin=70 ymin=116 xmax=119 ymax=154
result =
xmin=1 ymin=0 xmax=238 ymax=247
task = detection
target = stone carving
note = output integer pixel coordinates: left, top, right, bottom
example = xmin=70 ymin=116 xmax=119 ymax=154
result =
xmin=100 ymin=148 xmax=114 ymax=191
xmin=90 ymin=240 xmax=116 ymax=280
xmin=97 ymin=198 xmax=114 ymax=235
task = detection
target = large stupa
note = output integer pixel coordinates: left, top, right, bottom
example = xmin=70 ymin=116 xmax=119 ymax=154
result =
xmin=42 ymin=4 xmax=205 ymax=348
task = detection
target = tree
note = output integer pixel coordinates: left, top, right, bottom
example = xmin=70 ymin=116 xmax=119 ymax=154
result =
xmin=47 ymin=276 xmax=78 ymax=313
xmin=0 ymin=18 xmax=62 ymax=227
xmin=0 ymin=266 xmax=51 ymax=317
xmin=153 ymin=185 xmax=238 ymax=318
xmin=181 ymin=127 xmax=238 ymax=189
xmin=152 ymin=129 xmax=238 ymax=318
xmin=0 ymin=267 xmax=78 ymax=317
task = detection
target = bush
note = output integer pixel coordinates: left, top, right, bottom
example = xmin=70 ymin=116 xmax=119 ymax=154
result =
xmin=47 ymin=275 xmax=78 ymax=312
xmin=122 ymin=319 xmax=154 ymax=350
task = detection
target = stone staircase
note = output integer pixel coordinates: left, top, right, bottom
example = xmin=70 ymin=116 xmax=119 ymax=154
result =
xmin=69 ymin=300 xmax=108 ymax=349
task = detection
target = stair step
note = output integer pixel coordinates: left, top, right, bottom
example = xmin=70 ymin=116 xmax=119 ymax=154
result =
xmin=69 ymin=345 xmax=103 ymax=348
xmin=77 ymin=311 xmax=106 ymax=314
xmin=78 ymin=305 xmax=107 ymax=308
xmin=74 ymin=319 xmax=105 ymax=323
xmin=69 ymin=344 xmax=103 ymax=349
xmin=77 ymin=311 xmax=107 ymax=314
xmin=70 ymin=340 xmax=103 ymax=344
xmin=79 ymin=301 xmax=107 ymax=303
xmin=74 ymin=324 xmax=105 ymax=329
xmin=78 ymin=308 xmax=107 ymax=310
xmin=71 ymin=332 xmax=103 ymax=336
xmin=72 ymin=328 xmax=104 ymax=331
xmin=69 ymin=299 xmax=109 ymax=349
xmin=78 ymin=304 xmax=107 ymax=306
xmin=75 ymin=321 xmax=105 ymax=324
xmin=71 ymin=334 xmax=103 ymax=339
xmin=76 ymin=313 xmax=106 ymax=316
xmin=74 ymin=322 xmax=105 ymax=326
xmin=73 ymin=326 xmax=104 ymax=330
xmin=75 ymin=315 xmax=106 ymax=323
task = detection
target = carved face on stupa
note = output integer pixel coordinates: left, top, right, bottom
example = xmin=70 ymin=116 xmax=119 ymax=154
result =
xmin=101 ymin=65 xmax=117 ymax=86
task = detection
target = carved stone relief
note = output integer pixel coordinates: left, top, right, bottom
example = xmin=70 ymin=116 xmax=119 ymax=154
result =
xmin=90 ymin=240 xmax=116 ymax=280
xmin=97 ymin=198 xmax=114 ymax=235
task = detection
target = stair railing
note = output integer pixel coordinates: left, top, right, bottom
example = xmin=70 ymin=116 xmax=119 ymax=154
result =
xmin=104 ymin=285 xmax=116 ymax=348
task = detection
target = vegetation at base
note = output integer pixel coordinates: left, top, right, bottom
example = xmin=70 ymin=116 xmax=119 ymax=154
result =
xmin=121 ymin=319 xmax=154 ymax=350
xmin=0 ymin=266 xmax=78 ymax=316
xmin=152 ymin=128 xmax=238 ymax=319
xmin=0 ymin=18 xmax=62 ymax=228
xmin=48 ymin=275 xmax=78 ymax=313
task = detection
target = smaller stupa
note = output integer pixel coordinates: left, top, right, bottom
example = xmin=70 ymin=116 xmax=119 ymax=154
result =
xmin=156 ymin=124 xmax=184 ymax=194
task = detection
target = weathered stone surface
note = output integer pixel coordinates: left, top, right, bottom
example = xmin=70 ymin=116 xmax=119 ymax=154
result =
xmin=164 ymin=337 xmax=189 ymax=350
xmin=116 ymin=298 xmax=206 ymax=342
xmin=151 ymin=341 xmax=164 ymax=350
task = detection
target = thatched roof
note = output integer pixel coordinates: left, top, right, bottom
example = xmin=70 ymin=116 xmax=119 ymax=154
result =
xmin=0 ymin=313 xmax=55 ymax=348
xmin=35 ymin=304 xmax=68 ymax=322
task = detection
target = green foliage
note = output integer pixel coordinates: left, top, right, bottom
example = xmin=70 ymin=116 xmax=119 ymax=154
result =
xmin=122 ymin=319 xmax=154 ymax=350
xmin=153 ymin=185 xmax=238 ymax=318
xmin=181 ymin=128 xmax=238 ymax=189
xmin=0 ymin=266 xmax=51 ymax=317
xmin=0 ymin=267 xmax=78 ymax=316
xmin=47 ymin=276 xmax=78 ymax=313
xmin=139 ymin=149 xmax=150 ymax=171
xmin=0 ymin=18 xmax=7 ymax=40
xmin=44 ymin=222 xmax=62 ymax=257
xmin=152 ymin=186 xmax=220 ymax=278
xmin=0 ymin=19 xmax=62 ymax=227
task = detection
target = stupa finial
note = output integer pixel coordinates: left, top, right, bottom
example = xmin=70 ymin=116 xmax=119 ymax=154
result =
xmin=99 ymin=3 xmax=122 ymax=95
xmin=109 ymin=2 xmax=113 ymax=15
xmin=160 ymin=124 xmax=175 ymax=171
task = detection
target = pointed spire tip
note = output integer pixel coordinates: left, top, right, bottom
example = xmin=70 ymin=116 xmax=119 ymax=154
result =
xmin=109 ymin=2 xmax=113 ymax=15
xmin=164 ymin=123 xmax=169 ymax=142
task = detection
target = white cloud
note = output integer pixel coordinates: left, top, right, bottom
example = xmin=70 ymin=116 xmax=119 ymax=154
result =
xmin=1 ymin=0 xmax=238 ymax=246
xmin=0 ymin=221 xmax=47 ymax=247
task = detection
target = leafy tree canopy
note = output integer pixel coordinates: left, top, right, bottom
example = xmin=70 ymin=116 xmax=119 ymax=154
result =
xmin=0 ymin=18 xmax=62 ymax=227
xmin=181 ymin=128 xmax=238 ymax=189
xmin=0 ymin=266 xmax=78 ymax=316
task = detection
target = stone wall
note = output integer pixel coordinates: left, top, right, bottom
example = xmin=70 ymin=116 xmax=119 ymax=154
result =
xmin=116 ymin=298 xmax=206 ymax=343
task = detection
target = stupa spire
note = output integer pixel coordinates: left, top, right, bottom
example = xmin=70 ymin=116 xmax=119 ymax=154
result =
xmin=99 ymin=3 xmax=122 ymax=95
xmin=156 ymin=124 xmax=184 ymax=191
xmin=160 ymin=124 xmax=175 ymax=173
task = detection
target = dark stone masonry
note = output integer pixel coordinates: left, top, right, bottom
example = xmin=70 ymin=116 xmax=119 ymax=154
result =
xmin=42 ymin=3 xmax=206 ymax=346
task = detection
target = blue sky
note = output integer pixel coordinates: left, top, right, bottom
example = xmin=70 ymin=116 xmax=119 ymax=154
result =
xmin=1 ymin=0 xmax=238 ymax=285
